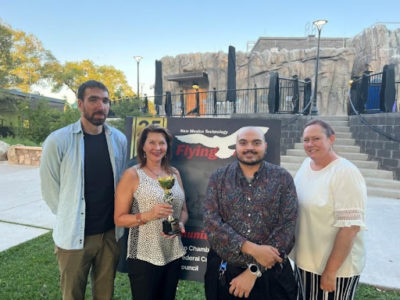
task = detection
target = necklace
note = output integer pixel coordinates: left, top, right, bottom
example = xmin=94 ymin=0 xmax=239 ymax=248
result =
xmin=146 ymin=166 xmax=162 ymax=178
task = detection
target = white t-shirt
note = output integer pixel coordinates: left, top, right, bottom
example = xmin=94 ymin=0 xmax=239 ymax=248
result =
xmin=290 ymin=157 xmax=367 ymax=277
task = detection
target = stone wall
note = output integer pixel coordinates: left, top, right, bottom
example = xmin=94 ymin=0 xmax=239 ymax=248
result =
xmin=266 ymin=115 xmax=307 ymax=155
xmin=7 ymin=146 xmax=42 ymax=166
xmin=349 ymin=113 xmax=400 ymax=180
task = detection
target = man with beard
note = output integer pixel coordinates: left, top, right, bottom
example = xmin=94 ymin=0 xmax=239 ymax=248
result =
xmin=203 ymin=126 xmax=298 ymax=299
xmin=40 ymin=80 xmax=127 ymax=300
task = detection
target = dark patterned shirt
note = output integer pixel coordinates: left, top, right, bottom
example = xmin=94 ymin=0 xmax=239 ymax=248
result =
xmin=204 ymin=160 xmax=298 ymax=267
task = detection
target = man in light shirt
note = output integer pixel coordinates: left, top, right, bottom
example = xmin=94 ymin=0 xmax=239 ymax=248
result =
xmin=40 ymin=80 xmax=127 ymax=299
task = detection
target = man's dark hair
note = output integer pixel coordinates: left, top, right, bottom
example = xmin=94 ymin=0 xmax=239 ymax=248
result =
xmin=77 ymin=80 xmax=109 ymax=101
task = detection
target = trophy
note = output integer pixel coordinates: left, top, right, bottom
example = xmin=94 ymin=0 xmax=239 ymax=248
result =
xmin=158 ymin=175 xmax=181 ymax=235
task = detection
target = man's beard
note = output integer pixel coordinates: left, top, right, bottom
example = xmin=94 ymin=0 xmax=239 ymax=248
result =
xmin=236 ymin=150 xmax=264 ymax=166
xmin=84 ymin=111 xmax=106 ymax=126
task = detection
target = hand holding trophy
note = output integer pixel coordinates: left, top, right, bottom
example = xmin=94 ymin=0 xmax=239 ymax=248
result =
xmin=158 ymin=175 xmax=181 ymax=235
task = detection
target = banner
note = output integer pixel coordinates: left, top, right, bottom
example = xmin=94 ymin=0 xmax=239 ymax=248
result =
xmin=122 ymin=117 xmax=281 ymax=281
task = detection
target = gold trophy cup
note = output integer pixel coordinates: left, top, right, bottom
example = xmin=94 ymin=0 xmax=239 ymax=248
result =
xmin=158 ymin=175 xmax=181 ymax=235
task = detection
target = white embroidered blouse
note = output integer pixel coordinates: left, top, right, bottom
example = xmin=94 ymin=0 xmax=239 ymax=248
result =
xmin=290 ymin=157 xmax=367 ymax=277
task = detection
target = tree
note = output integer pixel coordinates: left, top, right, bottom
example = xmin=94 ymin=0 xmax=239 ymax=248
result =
xmin=0 ymin=22 xmax=57 ymax=92
xmin=111 ymin=98 xmax=142 ymax=119
xmin=0 ymin=24 xmax=13 ymax=86
xmin=49 ymin=60 xmax=135 ymax=100
xmin=0 ymin=22 xmax=135 ymax=102
xmin=54 ymin=105 xmax=80 ymax=130
xmin=12 ymin=99 xmax=81 ymax=143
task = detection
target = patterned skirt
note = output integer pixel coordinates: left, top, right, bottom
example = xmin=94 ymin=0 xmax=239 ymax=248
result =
xmin=295 ymin=266 xmax=360 ymax=300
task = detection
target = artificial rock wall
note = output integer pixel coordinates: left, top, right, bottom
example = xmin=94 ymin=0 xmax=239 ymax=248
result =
xmin=161 ymin=25 xmax=400 ymax=116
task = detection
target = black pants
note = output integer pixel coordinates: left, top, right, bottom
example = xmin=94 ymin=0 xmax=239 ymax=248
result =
xmin=127 ymin=257 xmax=182 ymax=300
xmin=205 ymin=249 xmax=297 ymax=300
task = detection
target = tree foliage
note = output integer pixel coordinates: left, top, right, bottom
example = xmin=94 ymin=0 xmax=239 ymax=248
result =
xmin=48 ymin=60 xmax=135 ymax=100
xmin=13 ymin=100 xmax=80 ymax=143
xmin=7 ymin=97 xmax=149 ymax=143
xmin=0 ymin=24 xmax=13 ymax=86
xmin=111 ymin=98 xmax=143 ymax=118
xmin=108 ymin=97 xmax=148 ymax=132
xmin=10 ymin=30 xmax=56 ymax=92
xmin=0 ymin=22 xmax=135 ymax=101
xmin=0 ymin=22 xmax=56 ymax=91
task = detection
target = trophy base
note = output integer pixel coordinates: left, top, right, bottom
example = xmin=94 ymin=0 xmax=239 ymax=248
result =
xmin=162 ymin=219 xmax=181 ymax=235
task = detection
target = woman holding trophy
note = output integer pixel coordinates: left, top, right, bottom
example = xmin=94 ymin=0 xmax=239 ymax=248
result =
xmin=115 ymin=124 xmax=188 ymax=300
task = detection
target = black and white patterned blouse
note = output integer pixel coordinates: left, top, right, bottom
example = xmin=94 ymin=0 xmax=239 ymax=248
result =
xmin=127 ymin=166 xmax=186 ymax=265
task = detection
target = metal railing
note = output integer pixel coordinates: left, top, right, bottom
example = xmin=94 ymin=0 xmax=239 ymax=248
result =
xmin=348 ymin=86 xmax=400 ymax=143
xmin=157 ymin=87 xmax=272 ymax=117
xmin=350 ymin=72 xmax=383 ymax=114
xmin=110 ymin=75 xmax=311 ymax=118
xmin=277 ymin=77 xmax=308 ymax=114
xmin=366 ymin=72 xmax=382 ymax=112
xmin=156 ymin=80 xmax=310 ymax=117
xmin=350 ymin=64 xmax=398 ymax=114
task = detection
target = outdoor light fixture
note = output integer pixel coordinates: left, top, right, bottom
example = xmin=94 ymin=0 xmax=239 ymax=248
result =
xmin=134 ymin=56 xmax=143 ymax=98
xmin=313 ymin=19 xmax=328 ymax=30
xmin=192 ymin=81 xmax=199 ymax=90
xmin=310 ymin=19 xmax=328 ymax=115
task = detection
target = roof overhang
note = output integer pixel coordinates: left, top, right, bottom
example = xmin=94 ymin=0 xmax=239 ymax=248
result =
xmin=165 ymin=71 xmax=208 ymax=82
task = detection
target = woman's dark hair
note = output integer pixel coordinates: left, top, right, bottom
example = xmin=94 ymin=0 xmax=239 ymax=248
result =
xmin=137 ymin=124 xmax=173 ymax=171
xmin=304 ymin=119 xmax=335 ymax=137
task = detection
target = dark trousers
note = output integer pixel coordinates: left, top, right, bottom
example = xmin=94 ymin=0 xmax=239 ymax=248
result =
xmin=127 ymin=257 xmax=182 ymax=300
xmin=205 ymin=249 xmax=297 ymax=300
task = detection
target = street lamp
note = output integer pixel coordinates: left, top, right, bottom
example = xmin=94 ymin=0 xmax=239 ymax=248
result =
xmin=134 ymin=56 xmax=143 ymax=98
xmin=310 ymin=19 xmax=327 ymax=115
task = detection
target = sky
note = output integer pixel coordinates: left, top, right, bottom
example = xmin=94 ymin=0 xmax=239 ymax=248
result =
xmin=1 ymin=0 xmax=399 ymax=102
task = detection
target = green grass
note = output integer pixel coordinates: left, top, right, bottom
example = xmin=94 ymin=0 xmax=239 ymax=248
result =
xmin=0 ymin=232 xmax=398 ymax=299
xmin=355 ymin=284 xmax=400 ymax=300
xmin=0 ymin=232 xmax=204 ymax=299
xmin=0 ymin=136 xmax=39 ymax=146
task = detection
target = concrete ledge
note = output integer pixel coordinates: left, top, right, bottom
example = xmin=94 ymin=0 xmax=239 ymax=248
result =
xmin=7 ymin=146 xmax=42 ymax=166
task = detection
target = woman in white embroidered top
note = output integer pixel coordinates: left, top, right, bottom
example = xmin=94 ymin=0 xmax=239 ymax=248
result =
xmin=114 ymin=124 xmax=188 ymax=300
xmin=290 ymin=119 xmax=367 ymax=300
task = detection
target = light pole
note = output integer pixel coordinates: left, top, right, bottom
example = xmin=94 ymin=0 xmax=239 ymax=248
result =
xmin=134 ymin=56 xmax=143 ymax=98
xmin=310 ymin=19 xmax=327 ymax=115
